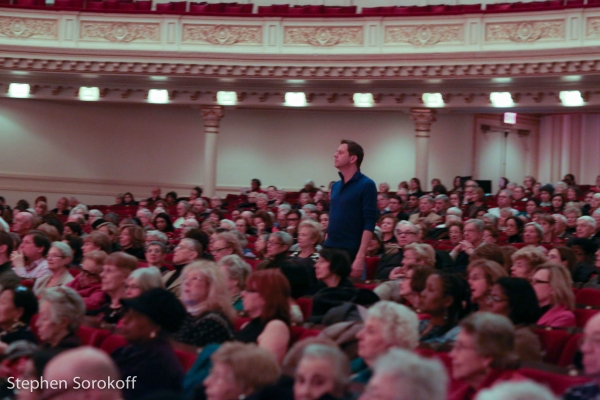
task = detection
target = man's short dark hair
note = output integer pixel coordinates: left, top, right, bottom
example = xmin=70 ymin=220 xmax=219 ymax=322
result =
xmin=25 ymin=230 xmax=51 ymax=257
xmin=252 ymin=178 xmax=262 ymax=187
xmin=341 ymin=139 xmax=364 ymax=169
xmin=388 ymin=194 xmax=402 ymax=205
xmin=0 ymin=231 xmax=13 ymax=257
xmin=287 ymin=210 xmax=302 ymax=220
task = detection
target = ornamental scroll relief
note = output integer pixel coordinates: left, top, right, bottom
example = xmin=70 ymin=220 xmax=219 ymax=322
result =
xmin=586 ymin=17 xmax=600 ymax=38
xmin=284 ymin=27 xmax=363 ymax=46
xmin=384 ymin=24 xmax=464 ymax=46
xmin=182 ymin=25 xmax=262 ymax=45
xmin=486 ymin=20 xmax=565 ymax=43
xmin=0 ymin=17 xmax=58 ymax=39
xmin=80 ymin=22 xmax=160 ymax=43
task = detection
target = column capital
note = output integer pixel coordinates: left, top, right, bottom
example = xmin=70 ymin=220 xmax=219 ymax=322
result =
xmin=200 ymin=106 xmax=224 ymax=131
xmin=410 ymin=108 xmax=436 ymax=136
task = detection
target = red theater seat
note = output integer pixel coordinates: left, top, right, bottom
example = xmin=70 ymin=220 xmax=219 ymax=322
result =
xmin=575 ymin=288 xmax=600 ymax=308
xmin=520 ymin=368 xmax=590 ymax=395
xmin=558 ymin=333 xmax=583 ymax=367
xmin=365 ymin=257 xmax=380 ymax=280
xmin=174 ymin=349 xmax=197 ymax=372
xmin=535 ymin=328 xmax=571 ymax=364
xmin=574 ymin=308 xmax=600 ymax=328
xmin=296 ymin=297 xmax=313 ymax=320
xmin=100 ymin=334 xmax=128 ymax=354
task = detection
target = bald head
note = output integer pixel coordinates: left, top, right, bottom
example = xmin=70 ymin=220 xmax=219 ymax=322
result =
xmin=44 ymin=347 xmax=122 ymax=400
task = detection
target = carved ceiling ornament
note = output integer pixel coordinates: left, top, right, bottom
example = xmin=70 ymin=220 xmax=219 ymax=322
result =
xmin=385 ymin=24 xmax=464 ymax=46
xmin=284 ymin=26 xmax=363 ymax=46
xmin=586 ymin=17 xmax=600 ymax=38
xmin=182 ymin=25 xmax=262 ymax=45
xmin=0 ymin=17 xmax=58 ymax=39
xmin=486 ymin=20 xmax=565 ymax=43
xmin=80 ymin=22 xmax=160 ymax=43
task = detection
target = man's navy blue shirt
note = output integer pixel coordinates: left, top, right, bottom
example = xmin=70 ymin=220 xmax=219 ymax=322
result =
xmin=324 ymin=170 xmax=378 ymax=252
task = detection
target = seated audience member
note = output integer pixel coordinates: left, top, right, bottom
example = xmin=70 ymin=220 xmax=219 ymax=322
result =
xmin=123 ymin=267 xmax=164 ymax=299
xmin=253 ymin=210 xmax=274 ymax=235
xmin=291 ymin=220 xmax=322 ymax=263
xmin=257 ymin=231 xmax=315 ymax=299
xmin=11 ymin=230 xmax=51 ymax=280
xmin=95 ymin=252 xmax=138 ymax=325
xmin=294 ymin=344 xmax=352 ymax=400
xmin=550 ymin=193 xmax=566 ymax=214
xmin=120 ymin=192 xmax=137 ymax=206
xmin=145 ymin=241 xmax=168 ymax=270
xmin=375 ymin=221 xmax=419 ymax=280
xmin=419 ymin=272 xmax=470 ymax=347
xmin=386 ymin=195 xmax=408 ymax=221
xmin=504 ymin=216 xmax=524 ymax=243
xmin=409 ymin=196 xmax=442 ymax=226
xmin=531 ymin=263 xmax=576 ymax=328
xmin=379 ymin=215 xmax=398 ymax=245
xmin=112 ymin=288 xmax=187 ymax=400
xmin=466 ymin=189 xmax=488 ymax=219
xmin=488 ymin=190 xmax=518 ymax=218
xmin=583 ymin=193 xmax=600 ymax=217
xmin=537 ymin=214 xmax=556 ymax=244
xmin=204 ymin=342 xmax=281 ymax=400
xmin=477 ymin=381 xmax=555 ymax=400
xmin=285 ymin=210 xmax=302 ymax=240
xmin=360 ymin=348 xmax=447 ymax=400
xmin=218 ymin=255 xmax=252 ymax=312
xmin=82 ymin=231 xmax=112 ymax=255
xmin=450 ymin=219 xmax=485 ymax=273
xmin=211 ymin=232 xmax=244 ymax=263
xmin=553 ymin=213 xmax=571 ymax=240
xmin=66 ymin=250 xmax=106 ymax=311
xmin=564 ymin=313 xmax=600 ymax=400
xmin=523 ymin=222 xmax=543 ymax=247
xmin=51 ymin=197 xmax=70 ymax=216
xmin=489 ymin=277 xmax=542 ymax=362
xmin=377 ymin=193 xmax=389 ymax=214
xmin=163 ymin=238 xmax=202 ymax=297
xmin=399 ymin=265 xmax=434 ymax=309
xmin=448 ymin=313 xmax=521 ymax=400
xmin=568 ymin=238 xmax=598 ymax=283
xmin=173 ymin=200 xmax=191 ymax=229
xmin=153 ymin=212 xmax=175 ymax=234
xmin=481 ymin=213 xmax=498 ymax=228
xmin=0 ymin=285 xmax=38 ymax=344
xmin=510 ymin=246 xmax=547 ymax=278
xmin=539 ymin=184 xmax=554 ymax=207
xmin=577 ymin=216 xmax=597 ymax=240
xmin=352 ymin=301 xmax=419 ymax=383
xmin=548 ymin=246 xmax=577 ymax=276
xmin=173 ymin=261 xmax=235 ymax=348
xmin=482 ymin=225 xmax=499 ymax=245
xmin=236 ymin=270 xmax=291 ymax=364
xmin=33 ymin=242 xmax=74 ymax=296
xmin=118 ymin=224 xmax=146 ymax=261
xmin=63 ymin=222 xmax=83 ymax=239
xmin=36 ymin=224 xmax=61 ymax=242
xmin=11 ymin=211 xmax=35 ymax=238
xmin=467 ymin=259 xmax=507 ymax=312
xmin=447 ymin=221 xmax=463 ymax=245
xmin=565 ymin=206 xmax=581 ymax=235
xmin=0 ymin=232 xmax=23 ymax=290
xmin=36 ymin=287 xmax=85 ymax=349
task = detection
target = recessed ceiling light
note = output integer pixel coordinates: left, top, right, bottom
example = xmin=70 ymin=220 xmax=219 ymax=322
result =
xmin=490 ymin=92 xmax=514 ymax=108
xmin=492 ymin=77 xmax=512 ymax=84
xmin=284 ymin=92 xmax=306 ymax=107
xmin=353 ymin=93 xmax=374 ymax=107
xmin=559 ymin=91 xmax=584 ymax=107
xmin=8 ymin=83 xmax=30 ymax=98
xmin=79 ymin=87 xmax=100 ymax=101
xmin=148 ymin=89 xmax=169 ymax=104
xmin=217 ymin=91 xmax=237 ymax=106
xmin=422 ymin=93 xmax=444 ymax=108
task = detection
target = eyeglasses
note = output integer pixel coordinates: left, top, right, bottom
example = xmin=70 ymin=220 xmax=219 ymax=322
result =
xmin=531 ymin=279 xmax=550 ymax=285
xmin=46 ymin=254 xmax=65 ymax=259
xmin=80 ymin=269 xmax=99 ymax=278
xmin=212 ymin=246 xmax=230 ymax=253
xmin=267 ymin=241 xmax=282 ymax=246
xmin=490 ymin=295 xmax=508 ymax=303
xmin=287 ymin=218 xmax=299 ymax=222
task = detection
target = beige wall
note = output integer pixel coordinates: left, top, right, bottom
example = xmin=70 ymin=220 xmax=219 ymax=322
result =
xmin=0 ymin=98 xmax=475 ymax=207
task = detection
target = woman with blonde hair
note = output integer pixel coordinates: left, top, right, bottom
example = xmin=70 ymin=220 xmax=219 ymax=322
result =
xmin=291 ymin=220 xmax=323 ymax=262
xmin=210 ymin=231 xmax=244 ymax=263
xmin=466 ymin=259 xmax=507 ymax=312
xmin=531 ymin=262 xmax=575 ymax=328
xmin=510 ymin=246 xmax=547 ymax=279
xmin=173 ymin=260 xmax=236 ymax=348
xmin=34 ymin=242 xmax=75 ymax=296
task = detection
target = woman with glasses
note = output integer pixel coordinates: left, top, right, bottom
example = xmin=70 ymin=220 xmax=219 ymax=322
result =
xmin=466 ymin=259 xmax=507 ymax=312
xmin=33 ymin=242 xmax=74 ymax=296
xmin=211 ymin=232 xmax=243 ymax=263
xmin=489 ymin=277 xmax=542 ymax=362
xmin=66 ymin=250 xmax=106 ymax=311
xmin=0 ymin=285 xmax=38 ymax=345
xmin=375 ymin=221 xmax=419 ymax=280
xmin=531 ymin=262 xmax=576 ymax=328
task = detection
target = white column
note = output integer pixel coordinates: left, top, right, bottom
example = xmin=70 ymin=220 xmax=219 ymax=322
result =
xmin=200 ymin=106 xmax=224 ymax=198
xmin=410 ymin=108 xmax=436 ymax=189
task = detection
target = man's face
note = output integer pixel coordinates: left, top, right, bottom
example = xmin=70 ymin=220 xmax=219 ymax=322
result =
xmin=151 ymin=188 xmax=160 ymax=198
xmin=388 ymin=199 xmax=400 ymax=213
xmin=408 ymin=196 xmax=419 ymax=208
xmin=434 ymin=199 xmax=447 ymax=212
xmin=247 ymin=193 xmax=257 ymax=204
xmin=464 ymin=223 xmax=482 ymax=244
xmin=577 ymin=221 xmax=595 ymax=238
xmin=377 ymin=195 xmax=388 ymax=211
xmin=497 ymin=192 xmax=511 ymax=208
xmin=419 ymin=198 xmax=433 ymax=214
xmin=173 ymin=240 xmax=196 ymax=265
xmin=581 ymin=316 xmax=600 ymax=378
xmin=12 ymin=213 xmax=31 ymax=236
xmin=136 ymin=211 xmax=150 ymax=227
xmin=20 ymin=235 xmax=43 ymax=263
xmin=193 ymin=200 xmax=205 ymax=213
xmin=334 ymin=144 xmax=353 ymax=169
xmin=267 ymin=187 xmax=277 ymax=200
xmin=513 ymin=187 xmax=524 ymax=200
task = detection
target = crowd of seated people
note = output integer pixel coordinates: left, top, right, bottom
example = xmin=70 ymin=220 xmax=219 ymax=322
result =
xmin=0 ymin=174 xmax=600 ymax=398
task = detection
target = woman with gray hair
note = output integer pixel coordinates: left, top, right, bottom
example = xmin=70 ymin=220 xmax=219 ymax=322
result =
xmin=33 ymin=242 xmax=74 ymax=296
xmin=36 ymin=286 xmax=86 ymax=349
xmin=123 ymin=267 xmax=164 ymax=299
xmin=352 ymin=301 xmax=419 ymax=384
xmin=294 ymin=344 xmax=352 ymax=400
xmin=218 ymin=255 xmax=252 ymax=312
xmin=448 ymin=312 xmax=520 ymax=400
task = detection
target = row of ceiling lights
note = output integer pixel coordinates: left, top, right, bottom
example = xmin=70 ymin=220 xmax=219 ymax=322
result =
xmin=5 ymin=83 xmax=587 ymax=107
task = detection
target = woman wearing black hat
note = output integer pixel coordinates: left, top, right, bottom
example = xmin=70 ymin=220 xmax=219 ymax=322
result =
xmin=112 ymin=288 xmax=188 ymax=400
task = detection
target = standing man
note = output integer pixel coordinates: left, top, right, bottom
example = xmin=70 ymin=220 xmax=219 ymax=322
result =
xmin=325 ymin=140 xmax=377 ymax=278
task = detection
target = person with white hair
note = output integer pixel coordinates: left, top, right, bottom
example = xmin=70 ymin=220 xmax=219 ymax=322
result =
xmin=359 ymin=348 xmax=447 ymax=400
xmin=375 ymin=221 xmax=420 ymax=280
xmin=476 ymin=381 xmax=556 ymax=400
xmin=487 ymin=190 xmax=518 ymax=218
xmin=294 ymin=344 xmax=351 ymax=400
xmin=553 ymin=213 xmax=571 ymax=240
xmin=136 ymin=208 xmax=153 ymax=231
xmin=352 ymin=301 xmax=419 ymax=383
xmin=33 ymin=241 xmax=74 ymax=295
xmin=409 ymin=196 xmax=442 ymax=226
xmin=219 ymin=219 xmax=236 ymax=231
xmin=577 ymin=216 xmax=597 ymax=240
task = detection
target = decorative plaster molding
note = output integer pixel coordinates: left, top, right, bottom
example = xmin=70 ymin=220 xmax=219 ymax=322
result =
xmin=182 ymin=24 xmax=262 ymax=45
xmin=586 ymin=17 xmax=600 ymax=39
xmin=200 ymin=106 xmax=224 ymax=133
xmin=0 ymin=16 xmax=58 ymax=39
xmin=79 ymin=21 xmax=160 ymax=43
xmin=410 ymin=108 xmax=437 ymax=134
xmin=384 ymin=24 xmax=464 ymax=46
xmin=283 ymin=26 xmax=363 ymax=46
xmin=486 ymin=20 xmax=565 ymax=43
